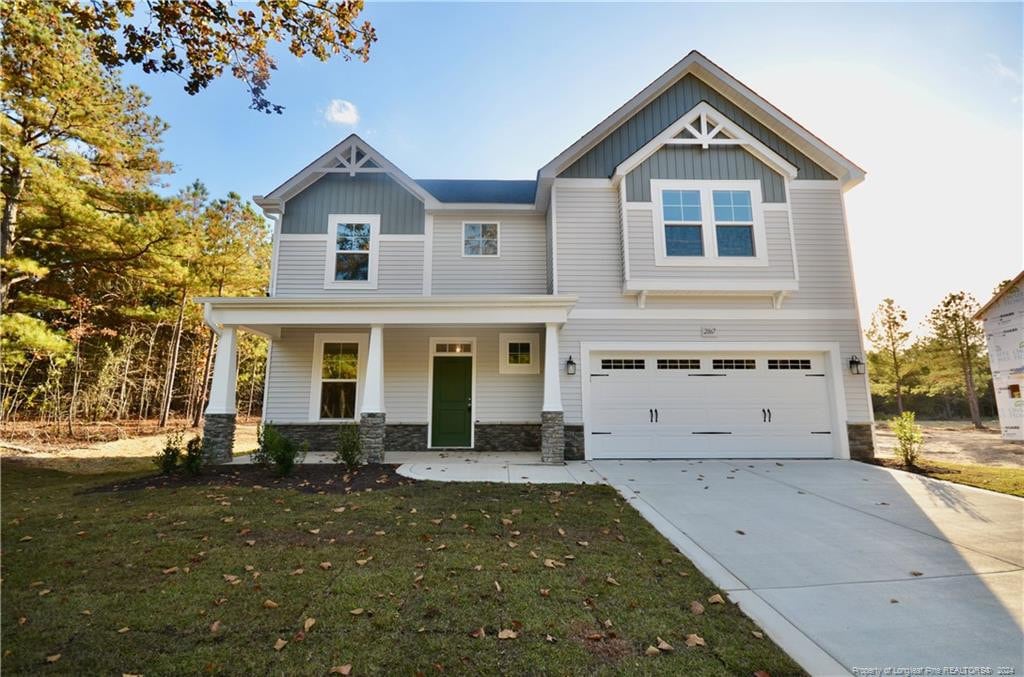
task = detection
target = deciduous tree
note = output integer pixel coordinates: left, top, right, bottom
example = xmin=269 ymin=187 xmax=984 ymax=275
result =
xmin=866 ymin=298 xmax=911 ymax=413
xmin=926 ymin=292 xmax=987 ymax=428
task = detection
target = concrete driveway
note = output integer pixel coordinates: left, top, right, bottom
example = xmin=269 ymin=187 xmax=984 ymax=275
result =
xmin=592 ymin=459 xmax=1024 ymax=676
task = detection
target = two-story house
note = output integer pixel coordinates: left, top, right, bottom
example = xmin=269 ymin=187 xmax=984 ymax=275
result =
xmin=199 ymin=51 xmax=874 ymax=464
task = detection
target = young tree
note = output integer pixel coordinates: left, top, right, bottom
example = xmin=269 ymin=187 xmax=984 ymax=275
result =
xmin=926 ymin=292 xmax=987 ymax=428
xmin=55 ymin=0 xmax=376 ymax=114
xmin=866 ymin=298 xmax=912 ymax=413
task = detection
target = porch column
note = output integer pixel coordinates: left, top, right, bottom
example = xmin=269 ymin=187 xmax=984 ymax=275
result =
xmin=541 ymin=322 xmax=565 ymax=464
xmin=359 ymin=324 xmax=386 ymax=463
xmin=204 ymin=325 xmax=237 ymax=463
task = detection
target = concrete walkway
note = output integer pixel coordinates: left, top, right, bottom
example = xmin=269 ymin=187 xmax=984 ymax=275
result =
xmin=394 ymin=455 xmax=1024 ymax=676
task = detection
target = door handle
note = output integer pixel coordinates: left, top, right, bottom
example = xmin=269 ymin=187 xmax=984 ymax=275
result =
xmin=762 ymin=408 xmax=767 ymax=423
xmin=654 ymin=408 xmax=659 ymax=423
xmin=467 ymin=398 xmax=472 ymax=411
xmin=649 ymin=408 xmax=653 ymax=423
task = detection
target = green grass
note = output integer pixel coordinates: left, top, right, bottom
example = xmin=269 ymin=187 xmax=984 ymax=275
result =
xmin=0 ymin=462 xmax=802 ymax=676
xmin=873 ymin=458 xmax=1024 ymax=497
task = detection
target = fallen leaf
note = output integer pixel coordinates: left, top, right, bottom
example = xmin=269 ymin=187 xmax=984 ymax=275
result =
xmin=557 ymin=528 xmax=566 ymax=536
xmin=910 ymin=571 xmax=923 ymax=577
xmin=501 ymin=518 xmax=513 ymax=526
xmin=472 ymin=564 xmax=483 ymax=571
xmin=644 ymin=645 xmax=661 ymax=656
xmin=304 ymin=617 xmax=316 ymax=632
xmin=118 ymin=627 xmax=130 ymax=634
xmin=273 ymin=638 xmax=287 ymax=651
xmin=543 ymin=559 xmax=565 ymax=569
xmin=349 ymin=608 xmax=364 ymax=616
xmin=210 ymin=620 xmax=222 ymax=634
xmin=605 ymin=575 xmax=620 ymax=586
xmin=245 ymin=540 xmax=255 ymax=547
xmin=685 ymin=633 xmax=705 ymax=647
xmin=332 ymin=507 xmax=346 ymax=513
xmin=290 ymin=568 xmax=304 ymax=576
xmin=308 ymin=529 xmax=320 ymax=535
xmin=469 ymin=627 xmax=485 ymax=638
xmin=754 ymin=671 xmax=771 ymax=677
xmin=263 ymin=599 xmax=279 ymax=609
xmin=707 ymin=593 xmax=725 ymax=605
xmin=45 ymin=654 xmax=60 ymax=663
xmin=319 ymin=561 xmax=332 ymax=570
xmin=355 ymin=558 xmax=372 ymax=566
xmin=890 ymin=598 xmax=899 ymax=604
xmin=329 ymin=665 xmax=352 ymax=675
xmin=751 ymin=631 xmax=764 ymax=639
xmin=657 ymin=637 xmax=674 ymax=652
xmin=17 ymin=616 xmax=27 ymax=625
xmin=690 ymin=601 xmax=705 ymax=615
xmin=162 ymin=566 xmax=179 ymax=575
xmin=735 ymin=530 xmax=746 ymax=535
xmin=19 ymin=536 xmax=32 ymax=542
xmin=497 ymin=629 xmax=518 ymax=640
xmin=539 ymin=588 xmax=550 ymax=597
xmin=576 ymin=541 xmax=589 ymax=547
xmin=545 ymin=634 xmax=556 ymax=643
xmin=81 ymin=610 xmax=91 ymax=616
xmin=38 ymin=589 xmax=51 ymax=597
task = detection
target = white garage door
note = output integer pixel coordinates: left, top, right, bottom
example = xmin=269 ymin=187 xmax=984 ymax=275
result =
xmin=588 ymin=352 xmax=835 ymax=459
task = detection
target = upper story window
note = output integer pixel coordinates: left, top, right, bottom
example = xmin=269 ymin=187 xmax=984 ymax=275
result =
xmin=325 ymin=214 xmax=380 ymax=289
xmin=463 ymin=222 xmax=499 ymax=257
xmin=652 ymin=180 xmax=768 ymax=268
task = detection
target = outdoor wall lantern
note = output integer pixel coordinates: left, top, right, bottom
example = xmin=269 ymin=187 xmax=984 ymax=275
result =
xmin=848 ymin=355 xmax=865 ymax=375
xmin=565 ymin=355 xmax=577 ymax=376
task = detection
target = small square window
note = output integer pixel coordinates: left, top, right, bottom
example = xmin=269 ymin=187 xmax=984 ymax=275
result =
xmin=464 ymin=223 xmax=499 ymax=256
xmin=499 ymin=333 xmax=539 ymax=374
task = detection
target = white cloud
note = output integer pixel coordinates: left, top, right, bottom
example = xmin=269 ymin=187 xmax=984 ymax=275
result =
xmin=986 ymin=53 xmax=1022 ymax=85
xmin=324 ymin=99 xmax=360 ymax=126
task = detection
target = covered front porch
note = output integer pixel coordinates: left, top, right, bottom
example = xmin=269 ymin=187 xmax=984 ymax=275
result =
xmin=198 ymin=295 xmax=577 ymax=464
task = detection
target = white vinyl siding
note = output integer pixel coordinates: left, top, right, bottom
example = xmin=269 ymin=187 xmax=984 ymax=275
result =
xmin=274 ymin=239 xmax=424 ymax=297
xmin=431 ymin=213 xmax=547 ymax=295
xmin=264 ymin=326 xmax=543 ymax=424
xmin=785 ymin=184 xmax=858 ymax=309
xmin=553 ymin=183 xmax=624 ymax=308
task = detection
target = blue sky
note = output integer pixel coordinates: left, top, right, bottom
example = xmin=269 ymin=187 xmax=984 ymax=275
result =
xmin=126 ymin=2 xmax=1023 ymax=331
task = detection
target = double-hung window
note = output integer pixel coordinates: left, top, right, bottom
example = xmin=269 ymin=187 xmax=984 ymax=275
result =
xmin=324 ymin=214 xmax=380 ymax=288
xmin=652 ymin=180 xmax=767 ymax=267
xmin=311 ymin=334 xmax=367 ymax=421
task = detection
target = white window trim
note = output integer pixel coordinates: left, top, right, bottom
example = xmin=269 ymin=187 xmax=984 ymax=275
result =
xmin=324 ymin=214 xmax=380 ymax=289
xmin=461 ymin=221 xmax=501 ymax=258
xmin=426 ymin=336 xmax=477 ymax=449
xmin=308 ymin=332 xmax=369 ymax=422
xmin=652 ymin=180 xmax=768 ymax=268
xmin=498 ymin=333 xmax=540 ymax=375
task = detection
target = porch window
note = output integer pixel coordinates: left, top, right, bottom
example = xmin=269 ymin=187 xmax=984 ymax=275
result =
xmin=320 ymin=342 xmax=359 ymax=419
xmin=498 ymin=333 xmax=539 ymax=374
xmin=463 ymin=222 xmax=499 ymax=257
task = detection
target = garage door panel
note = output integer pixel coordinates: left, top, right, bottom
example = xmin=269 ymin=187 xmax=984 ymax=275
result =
xmin=588 ymin=351 xmax=836 ymax=459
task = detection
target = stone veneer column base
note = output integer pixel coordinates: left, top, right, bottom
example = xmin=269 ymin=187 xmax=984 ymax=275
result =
xmin=563 ymin=425 xmax=585 ymax=461
xmin=541 ymin=411 xmax=565 ymax=464
xmin=847 ymin=423 xmax=875 ymax=461
xmin=203 ymin=413 xmax=236 ymax=464
xmin=360 ymin=412 xmax=386 ymax=464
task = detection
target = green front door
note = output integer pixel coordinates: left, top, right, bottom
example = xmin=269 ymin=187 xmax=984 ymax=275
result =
xmin=431 ymin=356 xmax=472 ymax=447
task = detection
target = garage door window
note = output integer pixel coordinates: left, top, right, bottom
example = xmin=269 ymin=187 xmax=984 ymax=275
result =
xmin=657 ymin=358 xmax=701 ymax=370
xmin=601 ymin=358 xmax=645 ymax=370
xmin=768 ymin=359 xmax=812 ymax=370
xmin=712 ymin=358 xmax=756 ymax=370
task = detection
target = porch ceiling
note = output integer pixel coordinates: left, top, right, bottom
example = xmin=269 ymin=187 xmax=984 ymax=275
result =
xmin=198 ymin=295 xmax=577 ymax=335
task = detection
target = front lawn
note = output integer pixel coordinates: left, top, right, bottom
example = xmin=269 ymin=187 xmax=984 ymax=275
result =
xmin=0 ymin=462 xmax=801 ymax=676
xmin=870 ymin=458 xmax=1024 ymax=497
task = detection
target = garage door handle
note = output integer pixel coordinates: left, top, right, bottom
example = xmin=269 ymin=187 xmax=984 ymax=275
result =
xmin=762 ymin=408 xmax=767 ymax=423
xmin=649 ymin=408 xmax=653 ymax=423
xmin=767 ymin=408 xmax=772 ymax=423
xmin=654 ymin=408 xmax=659 ymax=423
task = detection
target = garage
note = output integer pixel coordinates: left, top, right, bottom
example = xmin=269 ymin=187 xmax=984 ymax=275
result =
xmin=586 ymin=351 xmax=837 ymax=459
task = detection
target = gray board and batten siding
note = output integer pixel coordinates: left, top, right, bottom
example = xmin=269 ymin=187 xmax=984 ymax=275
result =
xmin=281 ymin=173 xmax=425 ymax=235
xmin=560 ymin=73 xmax=835 ymax=182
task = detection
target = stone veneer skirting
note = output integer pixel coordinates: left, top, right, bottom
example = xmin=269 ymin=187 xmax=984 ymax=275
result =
xmin=270 ymin=423 xmax=541 ymax=453
xmin=846 ymin=423 xmax=875 ymax=461
xmin=563 ymin=425 xmax=585 ymax=461
xmin=203 ymin=413 xmax=235 ymax=464
xmin=541 ymin=411 xmax=565 ymax=464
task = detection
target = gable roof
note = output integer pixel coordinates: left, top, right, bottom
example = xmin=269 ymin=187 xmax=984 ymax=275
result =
xmin=536 ymin=50 xmax=865 ymax=206
xmin=416 ymin=179 xmax=536 ymax=204
xmin=975 ymin=270 xmax=1024 ymax=320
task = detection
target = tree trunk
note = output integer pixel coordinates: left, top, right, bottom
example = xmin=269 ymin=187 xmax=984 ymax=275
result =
xmin=138 ymin=322 xmax=161 ymax=420
xmin=1 ymin=157 xmax=23 ymax=262
xmin=192 ymin=329 xmax=216 ymax=427
xmin=158 ymin=287 xmax=188 ymax=427
xmin=246 ymin=347 xmax=259 ymax=419
xmin=963 ymin=361 xmax=983 ymax=428
xmin=68 ymin=338 xmax=82 ymax=437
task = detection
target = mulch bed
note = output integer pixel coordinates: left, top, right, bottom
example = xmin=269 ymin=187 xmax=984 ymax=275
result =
xmin=81 ymin=463 xmax=413 ymax=495
xmin=866 ymin=458 xmax=952 ymax=476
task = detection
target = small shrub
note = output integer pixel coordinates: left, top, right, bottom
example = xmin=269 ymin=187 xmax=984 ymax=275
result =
xmin=256 ymin=423 xmax=307 ymax=476
xmin=891 ymin=411 xmax=923 ymax=467
xmin=184 ymin=436 xmax=205 ymax=476
xmin=334 ymin=424 xmax=363 ymax=470
xmin=155 ymin=432 xmax=183 ymax=474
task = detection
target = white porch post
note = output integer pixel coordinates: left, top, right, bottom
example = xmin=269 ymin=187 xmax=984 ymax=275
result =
xmin=361 ymin=325 xmax=385 ymax=413
xmin=204 ymin=325 xmax=237 ymax=463
xmin=543 ymin=322 xmax=563 ymax=412
xmin=541 ymin=322 xmax=565 ymax=464
xmin=206 ymin=326 xmax=237 ymax=415
xmin=359 ymin=325 xmax=386 ymax=463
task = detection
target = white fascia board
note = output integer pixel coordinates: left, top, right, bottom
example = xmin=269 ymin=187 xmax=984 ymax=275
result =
xmin=427 ymin=203 xmax=539 ymax=213
xmin=623 ymin=278 xmax=799 ymax=294
xmin=612 ymin=102 xmax=799 ymax=182
xmin=199 ymin=295 xmax=578 ymax=327
xmin=537 ymin=51 xmax=865 ymax=190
